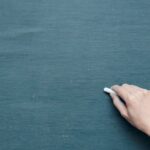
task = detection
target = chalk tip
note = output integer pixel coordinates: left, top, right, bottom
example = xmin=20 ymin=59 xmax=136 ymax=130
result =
xmin=103 ymin=87 xmax=116 ymax=95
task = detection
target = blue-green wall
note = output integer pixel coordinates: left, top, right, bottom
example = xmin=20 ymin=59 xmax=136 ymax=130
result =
xmin=0 ymin=0 xmax=150 ymax=149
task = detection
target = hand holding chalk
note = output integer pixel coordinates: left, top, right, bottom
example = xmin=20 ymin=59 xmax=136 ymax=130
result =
xmin=103 ymin=83 xmax=150 ymax=136
xmin=104 ymin=87 xmax=117 ymax=95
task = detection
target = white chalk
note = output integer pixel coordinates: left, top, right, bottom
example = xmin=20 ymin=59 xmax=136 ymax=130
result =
xmin=104 ymin=87 xmax=117 ymax=95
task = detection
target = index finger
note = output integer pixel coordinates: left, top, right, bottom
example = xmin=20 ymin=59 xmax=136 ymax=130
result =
xmin=111 ymin=85 xmax=131 ymax=105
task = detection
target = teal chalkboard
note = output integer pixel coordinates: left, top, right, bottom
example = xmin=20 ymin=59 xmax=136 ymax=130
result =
xmin=0 ymin=0 xmax=150 ymax=149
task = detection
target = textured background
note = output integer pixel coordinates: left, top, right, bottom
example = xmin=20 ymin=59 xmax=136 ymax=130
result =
xmin=0 ymin=0 xmax=150 ymax=149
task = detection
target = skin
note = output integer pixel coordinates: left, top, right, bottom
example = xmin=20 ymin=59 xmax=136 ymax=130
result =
xmin=109 ymin=83 xmax=150 ymax=136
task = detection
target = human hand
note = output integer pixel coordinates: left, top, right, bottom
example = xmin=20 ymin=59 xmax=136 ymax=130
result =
xmin=109 ymin=83 xmax=150 ymax=136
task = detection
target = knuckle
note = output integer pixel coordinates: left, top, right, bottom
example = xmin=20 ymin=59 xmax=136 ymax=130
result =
xmin=142 ymin=89 xmax=149 ymax=95
xmin=137 ymin=91 xmax=143 ymax=96
xmin=136 ymin=91 xmax=147 ymax=97
xmin=141 ymin=92 xmax=146 ymax=97
xmin=119 ymin=86 xmax=125 ymax=91
xmin=122 ymin=83 xmax=128 ymax=87
xmin=120 ymin=112 xmax=128 ymax=119
xmin=113 ymin=99 xmax=117 ymax=106
xmin=113 ymin=99 xmax=119 ymax=107
xmin=126 ymin=93 xmax=140 ymax=107
xmin=128 ymin=94 xmax=136 ymax=100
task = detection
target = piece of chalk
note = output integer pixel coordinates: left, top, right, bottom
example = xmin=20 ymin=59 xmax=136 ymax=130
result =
xmin=104 ymin=87 xmax=117 ymax=95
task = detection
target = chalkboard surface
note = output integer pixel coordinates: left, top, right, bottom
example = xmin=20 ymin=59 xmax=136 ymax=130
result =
xmin=0 ymin=0 xmax=150 ymax=149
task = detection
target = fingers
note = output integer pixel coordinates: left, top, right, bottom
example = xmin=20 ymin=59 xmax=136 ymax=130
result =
xmin=107 ymin=84 xmax=150 ymax=134
xmin=110 ymin=93 xmax=128 ymax=119
xmin=111 ymin=83 xmax=149 ymax=105
xmin=111 ymin=84 xmax=130 ymax=104
xmin=122 ymin=84 xmax=137 ymax=93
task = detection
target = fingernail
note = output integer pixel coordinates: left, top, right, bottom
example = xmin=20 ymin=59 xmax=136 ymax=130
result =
xmin=110 ymin=93 xmax=115 ymax=97
xmin=111 ymin=85 xmax=118 ymax=89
